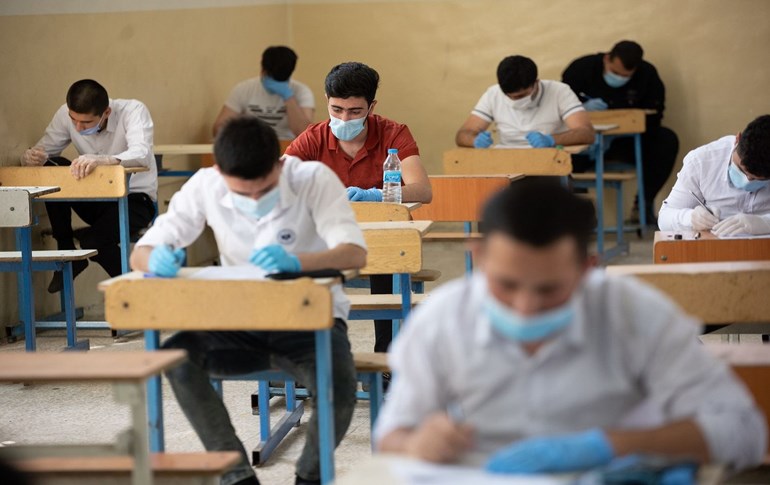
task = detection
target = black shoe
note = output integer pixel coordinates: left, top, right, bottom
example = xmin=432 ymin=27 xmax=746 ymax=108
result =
xmin=47 ymin=259 xmax=89 ymax=294
xmin=295 ymin=475 xmax=321 ymax=485
xmin=233 ymin=476 xmax=260 ymax=485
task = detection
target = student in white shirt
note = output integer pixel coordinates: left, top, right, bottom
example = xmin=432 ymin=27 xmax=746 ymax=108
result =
xmin=659 ymin=115 xmax=770 ymax=236
xmin=21 ymin=79 xmax=157 ymax=292
xmin=455 ymin=55 xmax=594 ymax=149
xmin=131 ymin=117 xmax=366 ymax=485
xmin=213 ymin=46 xmax=315 ymax=140
xmin=376 ymin=179 xmax=765 ymax=476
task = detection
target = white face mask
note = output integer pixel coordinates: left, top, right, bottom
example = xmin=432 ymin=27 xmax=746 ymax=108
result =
xmin=231 ymin=185 xmax=280 ymax=219
xmin=510 ymin=84 xmax=538 ymax=111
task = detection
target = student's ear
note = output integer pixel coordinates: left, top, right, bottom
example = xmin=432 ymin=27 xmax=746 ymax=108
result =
xmin=104 ymin=107 xmax=112 ymax=119
xmin=735 ymin=132 xmax=742 ymax=145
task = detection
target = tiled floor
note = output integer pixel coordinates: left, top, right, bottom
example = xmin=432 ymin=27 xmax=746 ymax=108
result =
xmin=0 ymin=233 xmax=767 ymax=484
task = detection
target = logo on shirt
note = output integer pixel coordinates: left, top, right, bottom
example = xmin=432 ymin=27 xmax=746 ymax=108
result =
xmin=277 ymin=228 xmax=296 ymax=246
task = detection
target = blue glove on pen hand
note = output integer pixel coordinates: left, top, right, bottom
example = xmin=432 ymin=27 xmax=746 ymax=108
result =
xmin=262 ymin=76 xmax=294 ymax=100
xmin=583 ymin=98 xmax=609 ymax=111
xmin=148 ymin=245 xmax=186 ymax=277
xmin=526 ymin=131 xmax=556 ymax=148
xmin=249 ymin=244 xmax=301 ymax=273
xmin=347 ymin=186 xmax=383 ymax=202
xmin=474 ymin=131 xmax=494 ymax=148
xmin=485 ymin=428 xmax=614 ymax=474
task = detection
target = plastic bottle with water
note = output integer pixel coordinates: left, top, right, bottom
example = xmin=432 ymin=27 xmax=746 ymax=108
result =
xmin=382 ymin=148 xmax=402 ymax=203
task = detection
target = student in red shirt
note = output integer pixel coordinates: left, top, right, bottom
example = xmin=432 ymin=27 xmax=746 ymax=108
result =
xmin=286 ymin=62 xmax=432 ymax=356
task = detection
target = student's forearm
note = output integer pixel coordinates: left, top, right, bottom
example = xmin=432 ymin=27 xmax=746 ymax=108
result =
xmin=607 ymin=420 xmax=710 ymax=463
xmin=297 ymin=243 xmax=366 ymax=272
xmin=130 ymin=245 xmax=153 ymax=272
xmin=378 ymin=428 xmax=413 ymax=454
xmin=285 ymin=97 xmax=313 ymax=137
xmin=401 ymin=183 xmax=433 ymax=204
xmin=552 ymin=127 xmax=595 ymax=146
xmin=455 ymin=130 xmax=478 ymax=148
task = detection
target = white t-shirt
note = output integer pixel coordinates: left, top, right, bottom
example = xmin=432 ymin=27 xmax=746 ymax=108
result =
xmin=658 ymin=135 xmax=770 ymax=231
xmin=374 ymin=271 xmax=766 ymax=469
xmin=472 ymin=80 xmax=584 ymax=147
xmin=137 ymin=156 xmax=366 ymax=320
xmin=224 ymin=77 xmax=315 ymax=140
xmin=36 ymin=99 xmax=158 ymax=200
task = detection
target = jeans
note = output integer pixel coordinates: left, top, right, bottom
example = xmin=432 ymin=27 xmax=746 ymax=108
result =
xmin=162 ymin=319 xmax=357 ymax=484
xmin=370 ymin=274 xmax=393 ymax=353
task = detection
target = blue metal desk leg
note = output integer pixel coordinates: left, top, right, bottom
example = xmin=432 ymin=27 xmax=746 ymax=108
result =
xmin=315 ymin=329 xmax=335 ymax=484
xmin=118 ymin=196 xmax=130 ymax=274
xmin=145 ymin=329 xmax=165 ymax=452
xmin=595 ymin=135 xmax=606 ymax=255
xmin=16 ymin=227 xmax=35 ymax=352
xmin=464 ymin=222 xmax=473 ymax=274
xmin=368 ymin=372 xmax=384 ymax=451
xmin=62 ymin=262 xmax=77 ymax=349
xmin=634 ymin=134 xmax=647 ymax=234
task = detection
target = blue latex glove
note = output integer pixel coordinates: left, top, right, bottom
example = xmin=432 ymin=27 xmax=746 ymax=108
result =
xmin=526 ymin=131 xmax=556 ymax=148
xmin=148 ymin=245 xmax=185 ymax=277
xmin=485 ymin=429 xmax=614 ymax=474
xmin=347 ymin=187 xmax=383 ymax=202
xmin=474 ymin=131 xmax=493 ymax=148
xmin=249 ymin=244 xmax=301 ymax=273
xmin=262 ymin=76 xmax=294 ymax=100
xmin=583 ymin=98 xmax=609 ymax=111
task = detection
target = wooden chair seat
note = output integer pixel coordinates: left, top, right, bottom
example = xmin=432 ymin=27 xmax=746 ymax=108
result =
xmin=348 ymin=293 xmax=428 ymax=310
xmin=0 ymin=249 xmax=97 ymax=262
xmin=354 ymin=268 xmax=442 ymax=282
xmin=353 ymin=352 xmax=390 ymax=373
xmin=572 ymin=172 xmax=636 ymax=182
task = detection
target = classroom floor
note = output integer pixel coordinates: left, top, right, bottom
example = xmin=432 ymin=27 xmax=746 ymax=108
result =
xmin=1 ymin=233 xmax=768 ymax=484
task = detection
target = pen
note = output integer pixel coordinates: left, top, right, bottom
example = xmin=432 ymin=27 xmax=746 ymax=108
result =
xmin=578 ymin=92 xmax=593 ymax=101
xmin=688 ymin=190 xmax=715 ymax=216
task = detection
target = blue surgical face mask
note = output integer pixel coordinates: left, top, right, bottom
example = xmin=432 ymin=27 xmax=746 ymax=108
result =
xmin=484 ymin=293 xmax=576 ymax=342
xmin=78 ymin=113 xmax=106 ymax=136
xmin=729 ymin=161 xmax=769 ymax=192
xmin=231 ymin=185 xmax=281 ymax=219
xmin=329 ymin=112 xmax=367 ymax=141
xmin=603 ymin=71 xmax=631 ymax=88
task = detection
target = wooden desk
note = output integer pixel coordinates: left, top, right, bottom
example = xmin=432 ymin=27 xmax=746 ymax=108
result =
xmin=443 ymin=147 xmax=571 ymax=176
xmin=0 ymin=350 xmax=186 ymax=485
xmin=154 ymin=141 xmax=292 ymax=174
xmin=653 ymin=231 xmax=770 ymax=264
xmin=411 ymin=175 xmax=521 ymax=223
xmin=351 ymin=202 xmax=421 ymax=222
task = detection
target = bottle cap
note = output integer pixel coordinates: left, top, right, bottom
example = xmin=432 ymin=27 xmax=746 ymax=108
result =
xmin=387 ymin=148 xmax=398 ymax=154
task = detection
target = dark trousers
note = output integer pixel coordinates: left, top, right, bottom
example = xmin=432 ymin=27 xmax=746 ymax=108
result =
xmin=370 ymin=274 xmax=393 ymax=353
xmin=43 ymin=158 xmax=155 ymax=277
xmin=161 ymin=319 xmax=357 ymax=484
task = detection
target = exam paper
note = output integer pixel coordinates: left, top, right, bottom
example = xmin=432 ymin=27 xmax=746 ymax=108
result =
xmin=190 ymin=265 xmax=268 ymax=280
xmin=711 ymin=232 xmax=770 ymax=239
xmin=388 ymin=457 xmax=568 ymax=485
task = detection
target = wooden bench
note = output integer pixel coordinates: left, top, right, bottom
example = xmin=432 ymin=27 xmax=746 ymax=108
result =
xmin=348 ymin=293 xmax=428 ymax=311
xmin=14 ymin=451 xmax=240 ymax=485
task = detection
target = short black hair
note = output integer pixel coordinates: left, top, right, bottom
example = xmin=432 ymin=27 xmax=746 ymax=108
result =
xmin=261 ymin=46 xmax=298 ymax=82
xmin=497 ymin=56 xmax=538 ymax=94
xmin=325 ymin=62 xmax=379 ymax=105
xmin=66 ymin=79 xmax=109 ymax=116
xmin=214 ymin=117 xmax=280 ymax=179
xmin=609 ymin=40 xmax=644 ymax=71
xmin=482 ymin=178 xmax=596 ymax=260
xmin=738 ymin=114 xmax=770 ymax=178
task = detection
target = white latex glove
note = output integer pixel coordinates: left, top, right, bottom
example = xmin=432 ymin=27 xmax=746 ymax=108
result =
xmin=691 ymin=205 xmax=721 ymax=231
xmin=713 ymin=213 xmax=770 ymax=237
xmin=22 ymin=146 xmax=47 ymax=166
xmin=70 ymin=154 xmax=116 ymax=180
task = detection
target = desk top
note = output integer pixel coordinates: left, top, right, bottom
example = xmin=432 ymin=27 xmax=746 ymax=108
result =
xmin=431 ymin=174 xmax=525 ymax=181
xmin=562 ymin=144 xmax=589 ymax=154
xmin=0 ymin=350 xmax=186 ymax=383
xmin=124 ymin=167 xmax=149 ymax=174
xmin=0 ymin=186 xmax=60 ymax=197
xmin=154 ymin=144 xmax=213 ymax=155
xmin=359 ymin=220 xmax=433 ymax=235
xmin=0 ymin=166 xmax=144 ymax=199
xmin=606 ymin=260 xmax=770 ymax=275
xmin=592 ymin=123 xmax=619 ymax=132
xmin=654 ymin=231 xmax=718 ymax=242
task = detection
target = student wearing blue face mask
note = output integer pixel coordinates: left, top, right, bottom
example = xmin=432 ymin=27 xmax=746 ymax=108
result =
xmin=376 ymin=178 xmax=766 ymax=475
xmin=659 ymin=115 xmax=770 ymax=236
xmin=21 ymin=79 xmax=157 ymax=292
xmin=562 ymin=41 xmax=679 ymax=225
xmin=131 ymin=117 xmax=366 ymax=485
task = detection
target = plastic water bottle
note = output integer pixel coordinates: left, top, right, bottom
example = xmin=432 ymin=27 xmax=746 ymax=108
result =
xmin=382 ymin=148 xmax=402 ymax=203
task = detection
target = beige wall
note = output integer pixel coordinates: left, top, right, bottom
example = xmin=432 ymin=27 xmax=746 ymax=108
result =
xmin=1 ymin=0 xmax=769 ymax=324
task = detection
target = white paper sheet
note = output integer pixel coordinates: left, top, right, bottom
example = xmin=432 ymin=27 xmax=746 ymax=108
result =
xmin=711 ymin=231 xmax=770 ymax=239
xmin=388 ymin=457 xmax=568 ymax=485
xmin=190 ymin=265 xmax=268 ymax=280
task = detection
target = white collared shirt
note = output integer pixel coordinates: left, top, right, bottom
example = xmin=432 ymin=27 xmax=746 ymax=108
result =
xmin=35 ymin=99 xmax=158 ymax=200
xmin=136 ymin=156 xmax=366 ymax=319
xmin=374 ymin=270 xmax=766 ymax=470
xmin=659 ymin=135 xmax=770 ymax=231
xmin=471 ymin=80 xmax=584 ymax=148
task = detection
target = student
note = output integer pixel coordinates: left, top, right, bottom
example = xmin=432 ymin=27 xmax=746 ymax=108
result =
xmin=659 ymin=114 xmax=770 ymax=236
xmin=375 ymin=179 xmax=766 ymax=474
xmin=455 ymin=55 xmax=594 ymax=149
xmin=286 ymin=61 xmax=431 ymax=356
xmin=213 ymin=46 xmax=314 ymax=139
xmin=22 ymin=79 xmax=157 ymax=292
xmin=130 ymin=117 xmax=366 ymax=485
xmin=562 ymin=40 xmax=679 ymax=224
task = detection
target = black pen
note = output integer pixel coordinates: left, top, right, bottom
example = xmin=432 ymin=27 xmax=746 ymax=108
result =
xmin=688 ymin=190 xmax=715 ymax=216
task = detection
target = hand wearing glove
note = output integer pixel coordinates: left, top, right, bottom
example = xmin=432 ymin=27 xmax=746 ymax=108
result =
xmin=526 ymin=131 xmax=556 ymax=148
xmin=473 ymin=131 xmax=493 ymax=148
xmin=583 ymin=98 xmax=609 ymax=111
xmin=250 ymin=244 xmax=301 ymax=273
xmin=262 ymin=76 xmax=294 ymax=100
xmin=347 ymin=187 xmax=383 ymax=202
xmin=70 ymin=154 xmax=117 ymax=180
xmin=22 ymin=146 xmax=48 ymax=166
xmin=691 ymin=205 xmax=721 ymax=231
xmin=712 ymin=213 xmax=770 ymax=237
xmin=148 ymin=245 xmax=186 ymax=277
xmin=485 ymin=428 xmax=614 ymax=474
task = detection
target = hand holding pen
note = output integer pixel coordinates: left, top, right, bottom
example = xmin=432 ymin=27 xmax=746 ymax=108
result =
xmin=403 ymin=401 xmax=474 ymax=463
xmin=688 ymin=191 xmax=721 ymax=230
